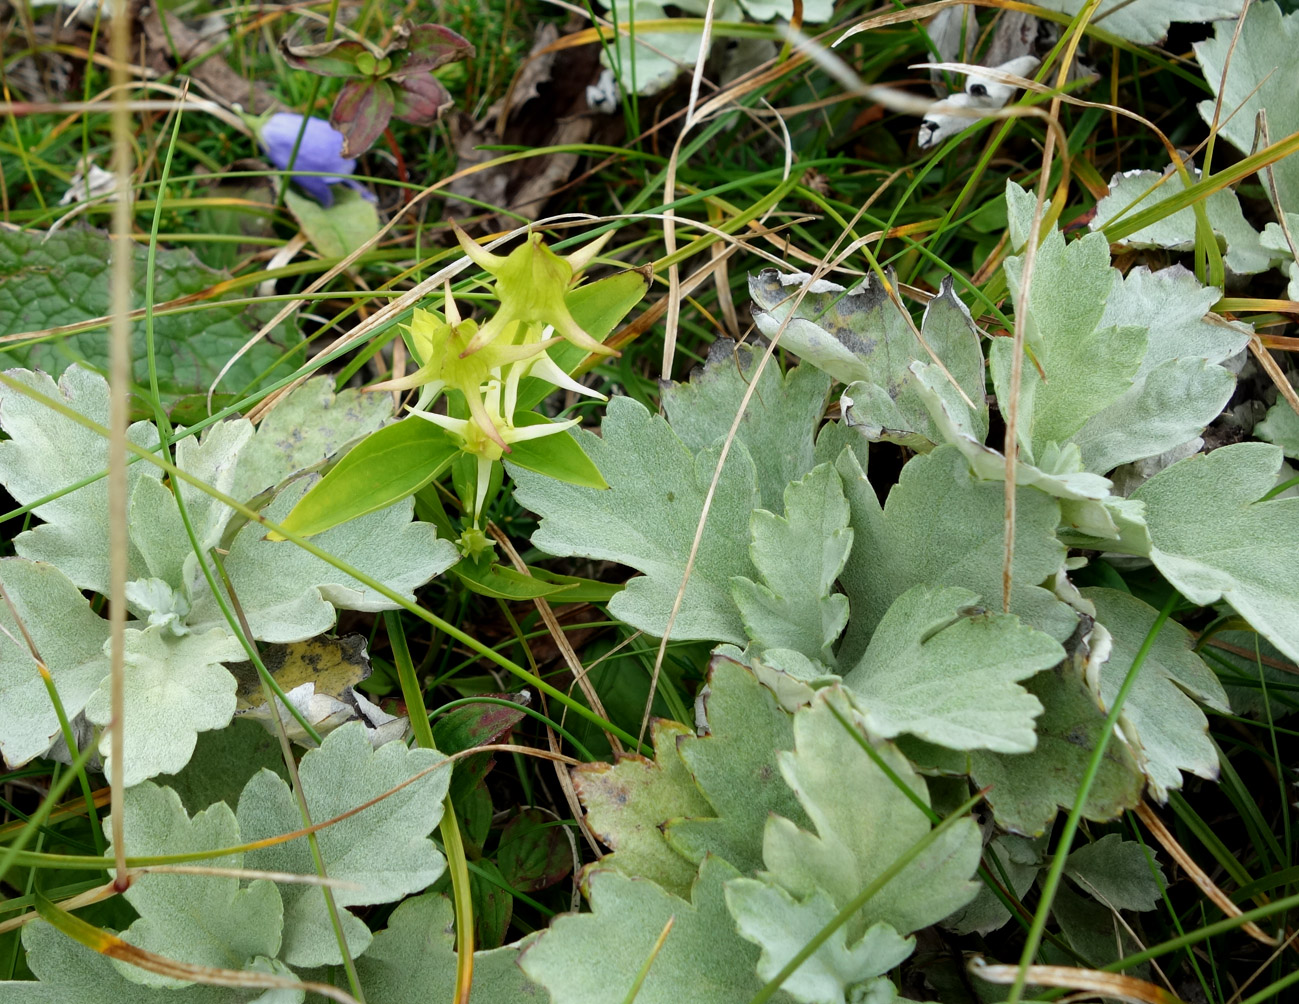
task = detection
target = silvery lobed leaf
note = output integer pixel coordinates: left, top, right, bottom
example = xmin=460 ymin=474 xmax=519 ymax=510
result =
xmin=1065 ymin=833 xmax=1165 ymax=912
xmin=236 ymin=722 xmax=451 ymax=966
xmin=1259 ymin=215 xmax=1299 ymax=300
xmin=105 ymin=782 xmax=283 ymax=987
xmin=1034 ymin=0 xmax=1245 ymax=45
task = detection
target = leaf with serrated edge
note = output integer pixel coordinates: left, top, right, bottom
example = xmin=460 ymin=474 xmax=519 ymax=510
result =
xmin=659 ymin=339 xmax=830 ymax=516
xmin=1066 ymin=833 xmax=1165 ymax=913
xmin=105 ymin=783 xmax=282 ymax=988
xmin=0 ymin=921 xmax=298 ymax=1004
xmin=1196 ymin=3 xmax=1299 ymax=216
xmin=1084 ymin=587 xmax=1229 ymax=800
xmin=83 ymin=626 xmax=243 ymax=787
xmin=836 ymin=447 xmax=1075 ymax=664
xmin=842 ymin=585 xmax=1061 ymax=754
xmin=186 ymin=479 xmax=457 ymax=643
xmin=512 ymin=395 xmax=759 ymax=644
xmin=758 ymin=691 xmax=982 ymax=937
xmin=1256 ymin=400 xmax=1299 ymax=459
xmin=520 ymin=856 xmax=798 ymax=1004
xmin=0 ymin=558 xmax=109 ymax=769
xmin=0 ymin=366 xmax=162 ymax=593
xmin=1132 ymin=443 xmax=1299 ymax=664
xmin=724 ymin=880 xmax=911 ymax=1004
xmin=731 ymin=463 xmax=852 ymax=667
xmin=236 ymin=722 xmax=451 ymax=966
xmin=352 ymin=893 xmax=539 ymax=1004
xmin=970 ymin=668 xmax=1144 ymax=837
xmin=1035 ymin=0 xmax=1244 ymax=45
xmin=571 ymin=719 xmax=711 ymax=899
xmin=665 ymin=657 xmax=807 ymax=874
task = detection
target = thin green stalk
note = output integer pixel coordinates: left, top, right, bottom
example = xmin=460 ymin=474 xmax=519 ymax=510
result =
xmin=1004 ymin=590 xmax=1179 ymax=1003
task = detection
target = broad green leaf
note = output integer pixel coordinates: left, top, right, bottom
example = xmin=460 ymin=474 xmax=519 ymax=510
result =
xmin=1131 ymin=443 xmax=1299 ymax=663
xmin=105 ymin=783 xmax=282 ymax=987
xmin=665 ymin=657 xmax=807 ymax=874
xmin=471 ymin=857 xmax=514 ymax=949
xmin=512 ymin=395 xmax=759 ymax=644
xmin=724 ymin=881 xmax=911 ymax=1004
xmin=498 ymin=808 xmax=572 ymax=892
xmin=0 ymin=921 xmax=294 ymax=1004
xmin=0 ymin=366 xmax=162 ymax=594
xmin=730 ymin=463 xmax=852 ymax=667
xmin=83 ymin=626 xmax=243 ymax=787
xmin=841 ymin=585 xmax=1063 ymax=754
xmin=992 ymin=229 xmax=1146 ymax=459
xmin=1050 ymin=882 xmax=1147 ymax=970
xmin=228 ymin=378 xmax=395 ymax=504
xmin=757 ymin=691 xmax=982 ymax=937
xmin=1065 ymin=834 xmax=1165 ymax=912
xmin=0 ymin=558 xmax=109 ymax=770
xmin=571 ymin=719 xmax=711 ymax=899
xmin=660 ymin=339 xmax=831 ymax=513
xmin=1090 ymin=168 xmax=1269 ymax=275
xmin=186 ymin=479 xmax=458 ymax=643
xmin=519 ymin=856 xmax=798 ymax=1004
xmin=943 ymin=835 xmax=1042 ymax=936
xmin=1084 ymin=588 xmax=1230 ymax=800
xmin=970 ymin=668 xmax=1145 ymax=836
xmin=1033 ymin=0 xmax=1244 ymax=44
xmin=274 ymin=417 xmax=459 ymax=539
xmin=351 ymin=893 xmax=539 ymax=1003
xmin=452 ymin=558 xmax=579 ymax=600
xmin=504 ymin=412 xmax=608 ymax=489
xmin=284 ymin=187 xmax=380 ymax=258
xmin=836 ymin=447 xmax=1076 ymax=664
xmin=1196 ymin=3 xmax=1299 ymax=216
xmin=1255 ymin=400 xmax=1299 ymax=459
xmin=0 ymin=229 xmax=301 ymax=396
xmin=236 ymin=722 xmax=452 ymax=966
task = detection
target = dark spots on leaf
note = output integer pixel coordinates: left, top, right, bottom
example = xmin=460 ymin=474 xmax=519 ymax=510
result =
xmin=666 ymin=491 xmax=675 ymax=503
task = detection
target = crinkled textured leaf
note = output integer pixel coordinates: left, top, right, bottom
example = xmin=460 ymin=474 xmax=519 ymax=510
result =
xmin=841 ymin=585 xmax=1062 ymax=753
xmin=731 ymin=464 xmax=852 ymax=667
xmin=1066 ymin=834 xmax=1164 ymax=912
xmin=0 ymin=229 xmax=301 ymax=395
xmin=660 ymin=339 xmax=830 ymax=514
xmin=228 ymin=378 xmax=395 ymax=503
xmin=725 ymin=881 xmax=912 ymax=1004
xmin=352 ymin=893 xmax=539 ymax=1003
xmin=665 ymin=657 xmax=807 ymax=874
xmin=1033 ymin=0 xmax=1244 ymax=44
xmin=1 ymin=921 xmax=297 ymax=1004
xmin=1084 ymin=588 xmax=1230 ymax=800
xmin=0 ymin=558 xmax=109 ymax=769
xmin=1068 ymin=266 xmax=1248 ymax=474
xmin=236 ymin=722 xmax=451 ymax=966
xmin=970 ymin=669 xmax=1145 ymax=836
xmin=571 ymin=719 xmax=711 ymax=899
xmin=105 ymin=783 xmax=282 ymax=987
xmin=83 ymin=626 xmax=243 ymax=787
xmin=520 ymin=856 xmax=797 ymax=1004
xmin=512 ymin=395 xmax=759 ymax=644
xmin=1196 ymin=3 xmax=1299 ymax=216
xmin=1091 ymin=169 xmax=1269 ymax=274
xmin=186 ymin=479 xmax=457 ymax=643
xmin=1131 ymin=443 xmax=1299 ymax=663
xmin=0 ymin=366 xmax=162 ymax=593
xmin=750 ymin=271 xmax=984 ymax=451
xmin=993 ymin=229 xmax=1146 ymax=460
xmin=1256 ymin=400 xmax=1299 ymax=458
xmin=836 ymin=447 xmax=1075 ymax=664
xmin=760 ymin=692 xmax=982 ymax=937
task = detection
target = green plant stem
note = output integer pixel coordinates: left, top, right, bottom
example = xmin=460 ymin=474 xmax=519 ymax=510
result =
xmin=1004 ymin=590 xmax=1179 ymax=1003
